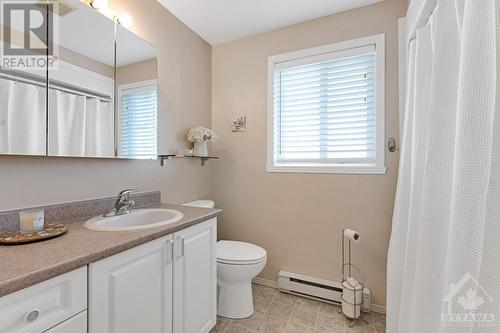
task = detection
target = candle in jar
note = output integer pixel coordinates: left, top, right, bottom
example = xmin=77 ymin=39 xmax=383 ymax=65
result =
xmin=19 ymin=210 xmax=44 ymax=234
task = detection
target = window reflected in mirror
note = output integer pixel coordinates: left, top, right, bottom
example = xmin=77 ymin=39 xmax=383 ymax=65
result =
xmin=116 ymin=24 xmax=158 ymax=159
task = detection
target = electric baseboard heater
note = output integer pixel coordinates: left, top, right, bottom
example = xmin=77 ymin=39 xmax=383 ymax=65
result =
xmin=277 ymin=271 xmax=371 ymax=313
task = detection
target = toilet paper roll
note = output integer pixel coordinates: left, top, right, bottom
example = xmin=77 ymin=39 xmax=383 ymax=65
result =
xmin=343 ymin=229 xmax=360 ymax=243
xmin=342 ymin=278 xmax=363 ymax=319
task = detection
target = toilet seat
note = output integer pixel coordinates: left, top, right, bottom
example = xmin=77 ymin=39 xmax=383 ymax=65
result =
xmin=217 ymin=241 xmax=267 ymax=265
xmin=217 ymin=256 xmax=267 ymax=265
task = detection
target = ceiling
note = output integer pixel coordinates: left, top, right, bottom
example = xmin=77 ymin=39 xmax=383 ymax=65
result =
xmin=157 ymin=0 xmax=383 ymax=45
xmin=58 ymin=0 xmax=156 ymax=67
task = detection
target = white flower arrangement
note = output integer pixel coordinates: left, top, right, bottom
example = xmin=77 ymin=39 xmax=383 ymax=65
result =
xmin=187 ymin=126 xmax=217 ymax=143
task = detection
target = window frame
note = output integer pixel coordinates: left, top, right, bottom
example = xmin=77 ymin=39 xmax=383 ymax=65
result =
xmin=117 ymin=79 xmax=158 ymax=159
xmin=266 ymin=34 xmax=386 ymax=174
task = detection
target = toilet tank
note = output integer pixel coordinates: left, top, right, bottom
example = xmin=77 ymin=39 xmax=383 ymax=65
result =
xmin=182 ymin=200 xmax=215 ymax=208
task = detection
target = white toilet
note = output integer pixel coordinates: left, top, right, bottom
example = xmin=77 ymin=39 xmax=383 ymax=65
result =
xmin=183 ymin=200 xmax=267 ymax=319
xmin=217 ymin=240 xmax=267 ymax=318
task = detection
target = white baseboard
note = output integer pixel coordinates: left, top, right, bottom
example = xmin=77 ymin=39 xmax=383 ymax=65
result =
xmin=370 ymin=303 xmax=386 ymax=315
xmin=252 ymin=277 xmax=387 ymax=315
xmin=252 ymin=277 xmax=278 ymax=289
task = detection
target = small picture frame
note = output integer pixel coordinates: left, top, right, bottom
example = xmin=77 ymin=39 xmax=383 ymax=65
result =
xmin=231 ymin=116 xmax=247 ymax=132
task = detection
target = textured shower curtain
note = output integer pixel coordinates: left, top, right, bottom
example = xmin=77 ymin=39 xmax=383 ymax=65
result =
xmin=85 ymin=97 xmax=114 ymax=157
xmin=49 ymin=89 xmax=87 ymax=156
xmin=387 ymin=0 xmax=500 ymax=332
xmin=49 ymin=91 xmax=114 ymax=157
xmin=0 ymin=78 xmax=46 ymax=155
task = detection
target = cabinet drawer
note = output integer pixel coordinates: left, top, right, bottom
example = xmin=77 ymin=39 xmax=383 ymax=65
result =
xmin=45 ymin=311 xmax=87 ymax=333
xmin=0 ymin=267 xmax=87 ymax=333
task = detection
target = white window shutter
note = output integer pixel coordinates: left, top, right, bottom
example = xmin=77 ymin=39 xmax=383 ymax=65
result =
xmin=120 ymin=87 xmax=157 ymax=159
xmin=274 ymin=48 xmax=376 ymax=163
xmin=267 ymin=35 xmax=386 ymax=174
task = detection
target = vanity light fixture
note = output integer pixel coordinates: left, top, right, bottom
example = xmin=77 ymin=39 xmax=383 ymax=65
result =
xmin=85 ymin=0 xmax=133 ymax=28
xmin=117 ymin=13 xmax=133 ymax=28
xmin=89 ymin=0 xmax=107 ymax=10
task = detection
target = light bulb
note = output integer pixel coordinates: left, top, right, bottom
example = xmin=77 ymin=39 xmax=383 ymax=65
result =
xmin=90 ymin=0 xmax=108 ymax=10
xmin=117 ymin=13 xmax=133 ymax=28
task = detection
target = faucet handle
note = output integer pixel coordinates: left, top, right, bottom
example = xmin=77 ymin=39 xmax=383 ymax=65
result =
xmin=119 ymin=189 xmax=139 ymax=198
xmin=118 ymin=189 xmax=139 ymax=203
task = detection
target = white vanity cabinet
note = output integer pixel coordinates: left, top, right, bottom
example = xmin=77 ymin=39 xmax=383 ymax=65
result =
xmin=89 ymin=218 xmax=217 ymax=333
xmin=0 ymin=218 xmax=217 ymax=333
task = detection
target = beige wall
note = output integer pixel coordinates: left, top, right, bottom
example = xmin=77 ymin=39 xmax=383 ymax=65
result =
xmin=0 ymin=0 xmax=212 ymax=210
xmin=59 ymin=45 xmax=114 ymax=78
xmin=117 ymin=58 xmax=158 ymax=86
xmin=212 ymin=0 xmax=405 ymax=305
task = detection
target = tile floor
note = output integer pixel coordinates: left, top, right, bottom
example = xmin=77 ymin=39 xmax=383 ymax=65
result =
xmin=211 ymin=284 xmax=386 ymax=333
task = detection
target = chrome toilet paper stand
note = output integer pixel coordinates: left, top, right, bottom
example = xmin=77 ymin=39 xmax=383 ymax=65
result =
xmin=341 ymin=229 xmax=366 ymax=326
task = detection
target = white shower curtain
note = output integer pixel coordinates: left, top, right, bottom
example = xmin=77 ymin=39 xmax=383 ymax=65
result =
xmin=0 ymin=77 xmax=114 ymax=157
xmin=48 ymin=89 xmax=87 ymax=156
xmin=387 ymin=0 xmax=500 ymax=332
xmin=0 ymin=78 xmax=46 ymax=155
xmin=85 ymin=98 xmax=114 ymax=157
xmin=49 ymin=91 xmax=114 ymax=157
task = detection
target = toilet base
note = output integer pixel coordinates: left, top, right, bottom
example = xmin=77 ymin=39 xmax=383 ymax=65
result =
xmin=217 ymin=283 xmax=254 ymax=319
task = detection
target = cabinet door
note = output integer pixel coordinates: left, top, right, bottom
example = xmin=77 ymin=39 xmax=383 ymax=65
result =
xmin=44 ymin=311 xmax=87 ymax=333
xmin=89 ymin=235 xmax=174 ymax=333
xmin=173 ymin=218 xmax=217 ymax=333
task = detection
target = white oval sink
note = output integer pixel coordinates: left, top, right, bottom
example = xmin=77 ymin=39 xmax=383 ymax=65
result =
xmin=84 ymin=209 xmax=184 ymax=231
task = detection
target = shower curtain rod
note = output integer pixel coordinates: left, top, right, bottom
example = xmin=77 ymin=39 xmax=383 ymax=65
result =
xmin=0 ymin=71 xmax=112 ymax=103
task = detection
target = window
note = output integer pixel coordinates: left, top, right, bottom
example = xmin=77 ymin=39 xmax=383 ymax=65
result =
xmin=118 ymin=80 xmax=158 ymax=159
xmin=267 ymin=34 xmax=386 ymax=174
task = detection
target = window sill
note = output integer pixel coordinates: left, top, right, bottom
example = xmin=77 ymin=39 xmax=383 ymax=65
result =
xmin=266 ymin=164 xmax=387 ymax=175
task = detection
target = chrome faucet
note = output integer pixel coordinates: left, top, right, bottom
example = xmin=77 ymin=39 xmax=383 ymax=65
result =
xmin=103 ymin=189 xmax=138 ymax=217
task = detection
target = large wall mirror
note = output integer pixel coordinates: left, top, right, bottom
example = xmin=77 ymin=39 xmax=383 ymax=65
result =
xmin=0 ymin=0 xmax=158 ymax=159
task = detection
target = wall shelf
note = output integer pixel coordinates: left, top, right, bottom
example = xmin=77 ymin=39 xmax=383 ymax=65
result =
xmin=158 ymin=154 xmax=219 ymax=166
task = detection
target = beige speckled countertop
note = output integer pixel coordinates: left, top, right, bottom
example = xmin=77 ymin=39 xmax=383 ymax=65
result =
xmin=0 ymin=203 xmax=221 ymax=298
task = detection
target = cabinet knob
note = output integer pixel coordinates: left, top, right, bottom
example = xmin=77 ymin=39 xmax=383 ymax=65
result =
xmin=25 ymin=309 xmax=40 ymax=322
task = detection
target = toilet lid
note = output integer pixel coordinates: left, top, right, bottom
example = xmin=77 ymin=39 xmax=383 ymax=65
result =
xmin=217 ymin=240 xmax=267 ymax=265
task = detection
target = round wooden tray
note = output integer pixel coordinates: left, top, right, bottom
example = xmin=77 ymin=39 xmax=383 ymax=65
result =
xmin=0 ymin=224 xmax=67 ymax=245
